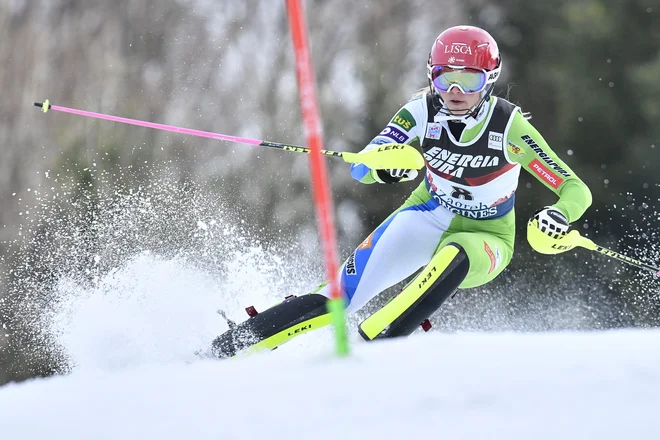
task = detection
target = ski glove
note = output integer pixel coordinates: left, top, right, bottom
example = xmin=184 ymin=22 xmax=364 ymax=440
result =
xmin=372 ymin=168 xmax=419 ymax=184
xmin=531 ymin=206 xmax=569 ymax=239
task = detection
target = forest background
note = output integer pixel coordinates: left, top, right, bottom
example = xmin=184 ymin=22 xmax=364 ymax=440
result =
xmin=0 ymin=0 xmax=658 ymax=385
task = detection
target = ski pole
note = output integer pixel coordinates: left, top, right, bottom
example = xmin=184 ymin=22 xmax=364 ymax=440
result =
xmin=33 ymin=100 xmax=425 ymax=170
xmin=563 ymin=230 xmax=660 ymax=276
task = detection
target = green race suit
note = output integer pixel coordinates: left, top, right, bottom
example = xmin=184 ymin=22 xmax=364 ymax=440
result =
xmin=210 ymin=94 xmax=594 ymax=357
xmin=326 ymin=94 xmax=593 ymax=313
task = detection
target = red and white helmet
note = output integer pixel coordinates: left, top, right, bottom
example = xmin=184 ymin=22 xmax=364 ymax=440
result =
xmin=427 ymin=26 xmax=502 ymax=117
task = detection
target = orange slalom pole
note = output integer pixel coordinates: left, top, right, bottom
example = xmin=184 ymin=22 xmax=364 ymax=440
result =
xmin=285 ymin=0 xmax=349 ymax=355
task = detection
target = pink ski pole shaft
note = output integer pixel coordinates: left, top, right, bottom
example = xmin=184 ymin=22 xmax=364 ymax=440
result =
xmin=33 ymin=99 xmax=343 ymax=158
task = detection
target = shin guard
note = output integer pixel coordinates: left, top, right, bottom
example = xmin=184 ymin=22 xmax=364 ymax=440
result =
xmin=358 ymin=243 xmax=469 ymax=340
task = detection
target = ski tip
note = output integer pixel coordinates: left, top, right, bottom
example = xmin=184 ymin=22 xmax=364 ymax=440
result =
xmin=216 ymin=309 xmax=237 ymax=329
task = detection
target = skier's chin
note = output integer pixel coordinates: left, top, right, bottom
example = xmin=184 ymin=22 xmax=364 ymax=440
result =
xmin=443 ymin=99 xmax=472 ymax=114
xmin=446 ymin=105 xmax=471 ymax=116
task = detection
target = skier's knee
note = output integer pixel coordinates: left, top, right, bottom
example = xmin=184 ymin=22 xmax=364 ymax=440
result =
xmin=439 ymin=234 xmax=511 ymax=288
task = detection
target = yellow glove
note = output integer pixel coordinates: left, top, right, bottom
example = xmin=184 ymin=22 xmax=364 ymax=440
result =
xmin=527 ymin=206 xmax=575 ymax=254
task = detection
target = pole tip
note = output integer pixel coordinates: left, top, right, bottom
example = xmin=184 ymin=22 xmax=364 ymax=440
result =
xmin=33 ymin=100 xmax=50 ymax=113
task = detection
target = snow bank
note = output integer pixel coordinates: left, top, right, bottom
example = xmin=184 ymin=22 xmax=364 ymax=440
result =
xmin=1 ymin=329 xmax=659 ymax=439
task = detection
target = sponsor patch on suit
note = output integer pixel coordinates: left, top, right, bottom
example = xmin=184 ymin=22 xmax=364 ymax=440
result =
xmin=426 ymin=123 xmax=442 ymax=140
xmin=379 ymin=126 xmax=408 ymax=143
xmin=488 ymin=131 xmax=504 ymax=150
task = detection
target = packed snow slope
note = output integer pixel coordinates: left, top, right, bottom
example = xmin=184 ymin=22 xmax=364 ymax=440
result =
xmin=1 ymin=329 xmax=660 ymax=439
xmin=3 ymin=170 xmax=659 ymax=439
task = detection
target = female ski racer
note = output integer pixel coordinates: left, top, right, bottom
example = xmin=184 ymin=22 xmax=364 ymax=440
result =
xmin=211 ymin=25 xmax=592 ymax=357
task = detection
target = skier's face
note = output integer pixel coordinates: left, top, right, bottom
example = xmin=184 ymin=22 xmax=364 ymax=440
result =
xmin=440 ymin=88 xmax=481 ymax=115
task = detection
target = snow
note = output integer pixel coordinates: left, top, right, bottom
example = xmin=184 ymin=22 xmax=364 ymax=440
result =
xmin=1 ymin=329 xmax=659 ymax=439
xmin=3 ymin=201 xmax=659 ymax=439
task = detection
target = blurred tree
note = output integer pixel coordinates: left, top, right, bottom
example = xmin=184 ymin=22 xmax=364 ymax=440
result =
xmin=1 ymin=0 xmax=658 ymax=385
xmin=463 ymin=0 xmax=660 ymax=324
xmin=0 ymin=0 xmax=466 ymax=385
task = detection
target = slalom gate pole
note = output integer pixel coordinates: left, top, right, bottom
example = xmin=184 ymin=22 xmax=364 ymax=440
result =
xmin=286 ymin=0 xmax=349 ymax=356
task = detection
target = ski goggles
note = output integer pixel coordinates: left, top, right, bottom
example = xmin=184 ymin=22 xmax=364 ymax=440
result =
xmin=430 ymin=66 xmax=493 ymax=94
